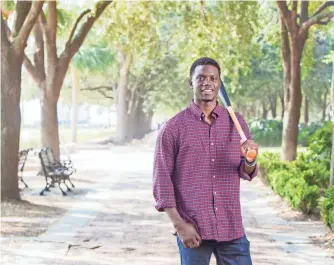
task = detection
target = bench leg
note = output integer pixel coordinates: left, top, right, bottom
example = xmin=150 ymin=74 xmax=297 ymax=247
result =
xmin=19 ymin=175 xmax=29 ymax=188
xmin=58 ymin=181 xmax=67 ymax=196
xmin=63 ymin=179 xmax=73 ymax=192
xmin=67 ymin=177 xmax=75 ymax=188
xmin=40 ymin=184 xmax=49 ymax=196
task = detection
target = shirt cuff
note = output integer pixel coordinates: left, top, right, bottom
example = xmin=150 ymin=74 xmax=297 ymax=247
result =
xmin=239 ymin=159 xmax=258 ymax=181
xmin=155 ymin=200 xmax=176 ymax=212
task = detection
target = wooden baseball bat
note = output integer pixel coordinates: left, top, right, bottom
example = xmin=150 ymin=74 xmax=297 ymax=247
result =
xmin=218 ymin=81 xmax=257 ymax=161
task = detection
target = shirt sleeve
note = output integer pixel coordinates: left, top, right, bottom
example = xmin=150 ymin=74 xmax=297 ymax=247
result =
xmin=153 ymin=124 xmax=177 ymax=212
xmin=237 ymin=115 xmax=258 ymax=181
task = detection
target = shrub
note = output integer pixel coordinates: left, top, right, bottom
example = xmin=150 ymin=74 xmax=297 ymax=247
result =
xmin=249 ymin=120 xmax=282 ymax=147
xmin=249 ymin=120 xmax=329 ymax=147
xmin=258 ymin=122 xmax=332 ymax=225
xmin=319 ymin=187 xmax=334 ymax=230
xmin=298 ymin=121 xmax=325 ymax=147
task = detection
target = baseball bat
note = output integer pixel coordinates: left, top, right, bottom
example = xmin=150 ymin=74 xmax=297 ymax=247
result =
xmin=218 ymin=80 xmax=257 ymax=161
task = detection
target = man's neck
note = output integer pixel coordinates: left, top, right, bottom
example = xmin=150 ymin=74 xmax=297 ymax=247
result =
xmin=194 ymin=99 xmax=217 ymax=117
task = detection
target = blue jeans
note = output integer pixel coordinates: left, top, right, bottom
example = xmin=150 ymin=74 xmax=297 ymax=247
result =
xmin=177 ymin=234 xmax=252 ymax=265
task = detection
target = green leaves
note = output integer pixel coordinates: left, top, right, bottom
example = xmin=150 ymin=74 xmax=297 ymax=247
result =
xmin=320 ymin=186 xmax=334 ymax=230
xmin=72 ymin=43 xmax=116 ymax=73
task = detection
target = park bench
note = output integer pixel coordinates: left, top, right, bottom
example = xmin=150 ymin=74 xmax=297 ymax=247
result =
xmin=18 ymin=148 xmax=32 ymax=188
xmin=45 ymin=147 xmax=76 ymax=189
xmin=38 ymin=148 xmax=75 ymax=196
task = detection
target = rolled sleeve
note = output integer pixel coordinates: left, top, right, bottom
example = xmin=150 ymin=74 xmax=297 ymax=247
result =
xmin=238 ymin=159 xmax=258 ymax=181
xmin=153 ymin=125 xmax=177 ymax=212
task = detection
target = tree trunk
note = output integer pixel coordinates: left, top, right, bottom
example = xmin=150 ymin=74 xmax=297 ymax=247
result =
xmin=1 ymin=48 xmax=22 ymax=200
xmin=1 ymin=1 xmax=44 ymax=200
xmin=279 ymin=86 xmax=284 ymax=119
xmin=21 ymin=98 xmax=25 ymax=127
xmin=269 ymin=94 xmax=277 ymax=119
xmin=304 ymin=96 xmax=309 ymax=124
xmin=116 ymin=53 xmax=132 ymax=144
xmin=41 ymin=94 xmax=60 ymax=158
xmin=322 ymin=90 xmax=328 ymax=121
xmin=71 ymin=65 xmax=79 ymax=143
xmin=281 ymin=43 xmax=304 ymax=161
xmin=262 ymin=101 xmax=268 ymax=119
xmin=126 ymin=97 xmax=153 ymax=140
xmin=23 ymin=1 xmax=112 ymax=155
xmin=330 ymin=56 xmax=334 ymax=186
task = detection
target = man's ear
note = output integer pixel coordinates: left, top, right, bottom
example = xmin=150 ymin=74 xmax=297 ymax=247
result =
xmin=189 ymin=78 xmax=192 ymax=88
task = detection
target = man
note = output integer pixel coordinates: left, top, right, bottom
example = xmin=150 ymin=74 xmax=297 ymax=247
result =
xmin=153 ymin=57 xmax=258 ymax=265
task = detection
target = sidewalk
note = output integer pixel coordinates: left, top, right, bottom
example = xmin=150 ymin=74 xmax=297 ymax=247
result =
xmin=1 ymin=138 xmax=333 ymax=264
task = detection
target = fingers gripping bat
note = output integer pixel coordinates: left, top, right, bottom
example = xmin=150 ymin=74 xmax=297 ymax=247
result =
xmin=218 ymin=81 xmax=257 ymax=161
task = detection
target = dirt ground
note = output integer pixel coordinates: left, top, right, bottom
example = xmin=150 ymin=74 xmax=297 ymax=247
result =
xmin=1 ymin=133 xmax=333 ymax=264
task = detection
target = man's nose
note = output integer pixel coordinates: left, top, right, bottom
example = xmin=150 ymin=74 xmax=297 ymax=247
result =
xmin=203 ymin=78 xmax=211 ymax=85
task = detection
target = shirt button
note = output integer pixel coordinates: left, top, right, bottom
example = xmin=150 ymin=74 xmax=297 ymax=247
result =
xmin=213 ymin=175 xmax=216 ymax=179
xmin=214 ymin=192 xmax=217 ymax=195
xmin=211 ymin=143 xmax=214 ymax=146
xmin=215 ymin=207 xmax=218 ymax=211
xmin=212 ymin=159 xmax=215 ymax=162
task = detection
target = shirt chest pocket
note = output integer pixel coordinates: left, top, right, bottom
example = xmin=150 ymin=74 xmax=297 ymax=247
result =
xmin=179 ymin=138 xmax=207 ymax=154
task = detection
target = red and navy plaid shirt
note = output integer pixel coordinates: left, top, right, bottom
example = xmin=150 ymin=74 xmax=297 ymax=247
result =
xmin=153 ymin=101 xmax=258 ymax=242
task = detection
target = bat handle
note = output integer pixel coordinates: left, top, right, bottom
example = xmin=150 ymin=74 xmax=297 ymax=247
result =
xmin=226 ymin=106 xmax=247 ymax=142
xmin=226 ymin=106 xmax=256 ymax=161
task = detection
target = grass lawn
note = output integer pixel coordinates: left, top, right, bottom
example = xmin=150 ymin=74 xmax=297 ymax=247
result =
xmin=20 ymin=127 xmax=115 ymax=150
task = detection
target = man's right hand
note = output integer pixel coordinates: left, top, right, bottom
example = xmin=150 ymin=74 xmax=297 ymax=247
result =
xmin=176 ymin=222 xmax=202 ymax=248
xmin=164 ymin=208 xmax=202 ymax=248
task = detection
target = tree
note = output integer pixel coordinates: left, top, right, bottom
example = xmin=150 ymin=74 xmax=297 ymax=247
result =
xmin=276 ymin=0 xmax=334 ymax=161
xmin=23 ymin=1 xmax=112 ymax=158
xmin=331 ymin=53 xmax=334 ymax=185
xmin=1 ymin=1 xmax=44 ymax=200
xmin=104 ymin=1 xmax=171 ymax=143
xmin=236 ymin=41 xmax=283 ymax=119
xmin=303 ymin=33 xmax=332 ymax=122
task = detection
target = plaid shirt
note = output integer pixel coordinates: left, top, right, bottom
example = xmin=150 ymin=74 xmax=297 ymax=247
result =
xmin=153 ymin=101 xmax=258 ymax=242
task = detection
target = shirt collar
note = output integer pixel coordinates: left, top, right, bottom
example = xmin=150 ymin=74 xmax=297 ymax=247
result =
xmin=189 ymin=100 xmax=225 ymax=120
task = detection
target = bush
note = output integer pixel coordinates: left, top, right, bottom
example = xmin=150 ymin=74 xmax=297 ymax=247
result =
xmin=320 ymin=187 xmax=334 ymax=230
xmin=249 ymin=119 xmax=329 ymax=147
xmin=258 ymin=122 xmax=332 ymax=216
xmin=298 ymin=121 xmax=325 ymax=147
xmin=250 ymin=120 xmax=282 ymax=147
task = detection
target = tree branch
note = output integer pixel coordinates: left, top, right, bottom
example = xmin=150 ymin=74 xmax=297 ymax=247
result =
xmin=276 ymin=1 xmax=294 ymax=33
xmin=66 ymin=9 xmax=91 ymax=48
xmin=32 ymin=16 xmax=45 ymax=80
xmin=301 ymin=12 xmax=334 ymax=33
xmin=300 ymin=1 xmax=309 ymax=24
xmin=45 ymin=1 xmax=58 ymax=62
xmin=311 ymin=0 xmax=334 ymax=18
xmin=23 ymin=54 xmax=43 ymax=87
xmin=60 ymin=1 xmax=112 ymax=61
xmin=276 ymin=1 xmax=290 ymax=21
xmin=13 ymin=1 xmax=31 ymax=37
xmin=1 ymin=16 xmax=10 ymax=48
xmin=81 ymin=86 xmax=114 ymax=99
xmin=292 ymin=0 xmax=297 ymax=12
xmin=13 ymin=1 xmax=44 ymax=52
xmin=81 ymin=86 xmax=114 ymax=91
xmin=291 ymin=0 xmax=298 ymax=22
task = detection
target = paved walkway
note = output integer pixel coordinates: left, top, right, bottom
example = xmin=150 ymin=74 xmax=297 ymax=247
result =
xmin=1 ymin=138 xmax=333 ymax=265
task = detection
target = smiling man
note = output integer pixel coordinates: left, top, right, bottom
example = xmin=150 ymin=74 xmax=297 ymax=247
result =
xmin=153 ymin=57 xmax=259 ymax=265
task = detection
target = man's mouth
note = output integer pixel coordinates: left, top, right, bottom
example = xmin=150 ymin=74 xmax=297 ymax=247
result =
xmin=202 ymin=88 xmax=213 ymax=92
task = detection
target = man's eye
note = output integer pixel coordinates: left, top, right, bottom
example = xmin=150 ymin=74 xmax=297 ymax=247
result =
xmin=197 ymin=77 xmax=204 ymax=81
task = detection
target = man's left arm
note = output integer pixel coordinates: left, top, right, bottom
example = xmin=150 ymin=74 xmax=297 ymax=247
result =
xmin=238 ymin=115 xmax=259 ymax=181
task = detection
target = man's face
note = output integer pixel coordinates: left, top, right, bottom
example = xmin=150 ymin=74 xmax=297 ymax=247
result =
xmin=190 ymin=65 xmax=220 ymax=103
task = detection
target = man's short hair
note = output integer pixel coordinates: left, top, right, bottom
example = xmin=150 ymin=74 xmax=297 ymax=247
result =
xmin=189 ymin=57 xmax=221 ymax=79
